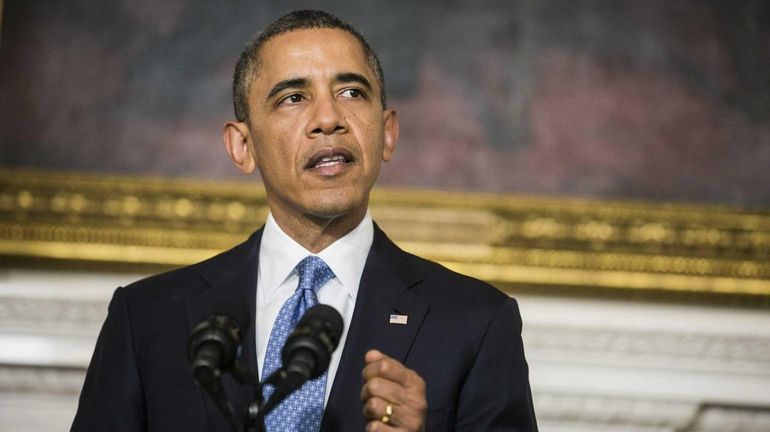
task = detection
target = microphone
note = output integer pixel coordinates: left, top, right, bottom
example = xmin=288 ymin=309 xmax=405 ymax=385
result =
xmin=262 ymin=304 xmax=343 ymax=413
xmin=282 ymin=304 xmax=344 ymax=385
xmin=188 ymin=315 xmax=241 ymax=384
xmin=188 ymin=315 xmax=241 ymax=421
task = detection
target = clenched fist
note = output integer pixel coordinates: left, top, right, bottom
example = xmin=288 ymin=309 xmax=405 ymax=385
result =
xmin=361 ymin=350 xmax=426 ymax=432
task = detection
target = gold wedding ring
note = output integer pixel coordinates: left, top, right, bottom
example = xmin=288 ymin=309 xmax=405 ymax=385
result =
xmin=381 ymin=404 xmax=394 ymax=424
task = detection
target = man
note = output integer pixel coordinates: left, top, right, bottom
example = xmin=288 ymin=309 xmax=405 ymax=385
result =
xmin=72 ymin=10 xmax=537 ymax=432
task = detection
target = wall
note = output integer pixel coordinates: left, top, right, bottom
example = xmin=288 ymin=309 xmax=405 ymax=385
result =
xmin=2 ymin=269 xmax=770 ymax=431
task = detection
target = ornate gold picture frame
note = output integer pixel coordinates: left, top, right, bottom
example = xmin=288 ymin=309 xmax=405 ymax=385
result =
xmin=2 ymin=168 xmax=768 ymax=306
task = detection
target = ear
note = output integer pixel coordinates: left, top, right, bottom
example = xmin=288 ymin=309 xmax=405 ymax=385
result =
xmin=381 ymin=108 xmax=399 ymax=162
xmin=223 ymin=121 xmax=257 ymax=174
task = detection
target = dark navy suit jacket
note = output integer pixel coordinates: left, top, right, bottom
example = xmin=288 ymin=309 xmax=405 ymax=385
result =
xmin=72 ymin=224 xmax=538 ymax=431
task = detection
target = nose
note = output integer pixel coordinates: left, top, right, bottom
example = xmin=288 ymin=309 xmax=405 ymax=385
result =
xmin=306 ymin=94 xmax=348 ymax=137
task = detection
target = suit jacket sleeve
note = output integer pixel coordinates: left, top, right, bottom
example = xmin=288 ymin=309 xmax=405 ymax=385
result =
xmin=455 ymin=297 xmax=538 ymax=431
xmin=71 ymin=286 xmax=147 ymax=431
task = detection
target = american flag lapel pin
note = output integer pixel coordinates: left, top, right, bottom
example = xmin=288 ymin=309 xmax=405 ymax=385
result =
xmin=389 ymin=314 xmax=408 ymax=325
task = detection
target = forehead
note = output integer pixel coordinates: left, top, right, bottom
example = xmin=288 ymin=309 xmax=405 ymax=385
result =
xmin=254 ymin=28 xmax=374 ymax=87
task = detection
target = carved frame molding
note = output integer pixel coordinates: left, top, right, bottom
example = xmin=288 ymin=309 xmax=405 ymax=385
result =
xmin=2 ymin=168 xmax=769 ymax=305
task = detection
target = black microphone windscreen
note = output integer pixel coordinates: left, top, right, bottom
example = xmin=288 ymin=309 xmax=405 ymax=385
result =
xmin=298 ymin=304 xmax=344 ymax=341
xmin=188 ymin=315 xmax=241 ymax=379
xmin=280 ymin=304 xmax=344 ymax=380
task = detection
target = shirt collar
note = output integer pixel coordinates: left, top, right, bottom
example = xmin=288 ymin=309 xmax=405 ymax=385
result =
xmin=259 ymin=212 xmax=374 ymax=302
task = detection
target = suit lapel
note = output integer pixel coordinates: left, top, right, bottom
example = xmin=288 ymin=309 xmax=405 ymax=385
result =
xmin=323 ymin=224 xmax=429 ymax=430
xmin=186 ymin=229 xmax=263 ymax=431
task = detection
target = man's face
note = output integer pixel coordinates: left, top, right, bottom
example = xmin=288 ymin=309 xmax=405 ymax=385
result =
xmin=228 ymin=28 xmax=397 ymax=228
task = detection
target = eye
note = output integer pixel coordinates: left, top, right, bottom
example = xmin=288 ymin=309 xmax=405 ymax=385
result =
xmin=340 ymin=88 xmax=366 ymax=99
xmin=279 ymin=93 xmax=306 ymax=105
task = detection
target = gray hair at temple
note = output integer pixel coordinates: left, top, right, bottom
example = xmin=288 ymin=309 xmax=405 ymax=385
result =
xmin=232 ymin=9 xmax=387 ymax=123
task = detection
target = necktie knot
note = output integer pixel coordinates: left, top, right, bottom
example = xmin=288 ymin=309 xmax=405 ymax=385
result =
xmin=296 ymin=256 xmax=334 ymax=294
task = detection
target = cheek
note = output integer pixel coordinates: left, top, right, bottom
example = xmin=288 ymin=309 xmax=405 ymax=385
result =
xmin=350 ymin=111 xmax=382 ymax=145
xmin=255 ymin=123 xmax=299 ymax=159
xmin=277 ymin=120 xmax=296 ymax=137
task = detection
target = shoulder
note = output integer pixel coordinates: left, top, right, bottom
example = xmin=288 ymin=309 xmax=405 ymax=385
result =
xmin=404 ymin=250 xmax=515 ymax=318
xmin=372 ymin=223 xmax=511 ymax=315
xmin=117 ymin=228 xmax=262 ymax=311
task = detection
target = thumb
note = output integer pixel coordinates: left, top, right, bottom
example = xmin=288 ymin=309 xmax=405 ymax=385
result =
xmin=364 ymin=349 xmax=387 ymax=364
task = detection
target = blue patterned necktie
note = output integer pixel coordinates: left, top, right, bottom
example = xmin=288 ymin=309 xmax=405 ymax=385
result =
xmin=262 ymin=256 xmax=335 ymax=431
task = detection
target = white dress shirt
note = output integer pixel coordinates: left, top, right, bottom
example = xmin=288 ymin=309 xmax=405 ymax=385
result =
xmin=256 ymin=212 xmax=373 ymax=404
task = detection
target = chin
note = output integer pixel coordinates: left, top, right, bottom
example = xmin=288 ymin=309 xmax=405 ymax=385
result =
xmin=305 ymin=194 xmax=366 ymax=220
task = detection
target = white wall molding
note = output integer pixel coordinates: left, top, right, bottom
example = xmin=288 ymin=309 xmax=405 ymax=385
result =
xmin=2 ymin=270 xmax=770 ymax=432
xmin=526 ymin=324 xmax=770 ymax=374
xmin=0 ymin=366 xmax=84 ymax=395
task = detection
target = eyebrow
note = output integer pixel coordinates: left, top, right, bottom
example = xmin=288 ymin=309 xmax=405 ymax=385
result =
xmin=335 ymin=72 xmax=372 ymax=92
xmin=266 ymin=78 xmax=309 ymax=101
xmin=265 ymin=72 xmax=373 ymax=102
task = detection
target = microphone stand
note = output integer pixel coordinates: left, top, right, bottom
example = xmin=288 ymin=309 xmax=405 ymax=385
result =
xmin=248 ymin=368 xmax=304 ymax=432
xmin=206 ymin=361 xmax=301 ymax=432
xmin=228 ymin=363 xmax=263 ymax=432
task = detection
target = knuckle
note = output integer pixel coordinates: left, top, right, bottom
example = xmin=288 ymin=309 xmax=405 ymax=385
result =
xmin=398 ymin=386 xmax=409 ymax=403
xmin=416 ymin=372 xmax=426 ymax=386
xmin=369 ymin=377 xmax=387 ymax=394
xmin=414 ymin=397 xmax=428 ymax=413
xmin=415 ymin=376 xmax=426 ymax=392
xmin=363 ymin=397 xmax=378 ymax=414
xmin=366 ymin=378 xmax=380 ymax=395
xmin=361 ymin=382 xmax=372 ymax=400
xmin=410 ymin=370 xmax=425 ymax=385
xmin=379 ymin=359 xmax=392 ymax=374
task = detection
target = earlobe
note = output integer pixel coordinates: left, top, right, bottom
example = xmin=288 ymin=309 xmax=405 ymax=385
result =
xmin=381 ymin=109 xmax=399 ymax=162
xmin=223 ymin=121 xmax=257 ymax=174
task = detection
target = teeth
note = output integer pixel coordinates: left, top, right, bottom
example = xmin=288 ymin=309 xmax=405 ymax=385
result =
xmin=315 ymin=154 xmax=346 ymax=167
xmin=320 ymin=155 xmax=345 ymax=162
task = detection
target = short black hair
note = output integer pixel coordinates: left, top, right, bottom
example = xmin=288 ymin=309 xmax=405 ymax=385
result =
xmin=232 ymin=10 xmax=386 ymax=123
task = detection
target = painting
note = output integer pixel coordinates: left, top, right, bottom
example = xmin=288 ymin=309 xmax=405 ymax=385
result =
xmin=2 ymin=0 xmax=768 ymax=206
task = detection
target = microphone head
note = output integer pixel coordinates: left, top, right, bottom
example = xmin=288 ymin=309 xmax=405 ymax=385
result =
xmin=188 ymin=315 xmax=241 ymax=385
xmin=282 ymin=304 xmax=344 ymax=379
xmin=299 ymin=304 xmax=344 ymax=341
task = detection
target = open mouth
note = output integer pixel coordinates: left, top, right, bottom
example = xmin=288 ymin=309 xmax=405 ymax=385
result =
xmin=305 ymin=148 xmax=355 ymax=170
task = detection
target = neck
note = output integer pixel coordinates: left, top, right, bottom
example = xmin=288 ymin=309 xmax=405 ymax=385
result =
xmin=270 ymin=205 xmax=367 ymax=254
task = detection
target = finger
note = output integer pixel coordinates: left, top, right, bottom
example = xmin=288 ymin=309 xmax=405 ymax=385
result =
xmin=362 ymin=395 xmax=392 ymax=421
xmin=365 ymin=349 xmax=387 ymax=364
xmin=362 ymin=355 xmax=416 ymax=388
xmin=361 ymin=350 xmax=427 ymax=431
xmin=362 ymin=393 xmax=423 ymax=427
xmin=362 ymin=381 xmax=426 ymax=431
xmin=361 ymin=376 xmax=405 ymax=406
xmin=363 ymin=397 xmax=422 ymax=432
xmin=363 ymin=361 xmax=426 ymax=406
xmin=365 ymin=420 xmax=400 ymax=432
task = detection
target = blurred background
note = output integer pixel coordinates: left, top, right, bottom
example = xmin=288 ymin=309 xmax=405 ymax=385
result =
xmin=1 ymin=1 xmax=769 ymax=431
xmin=3 ymin=0 xmax=770 ymax=204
